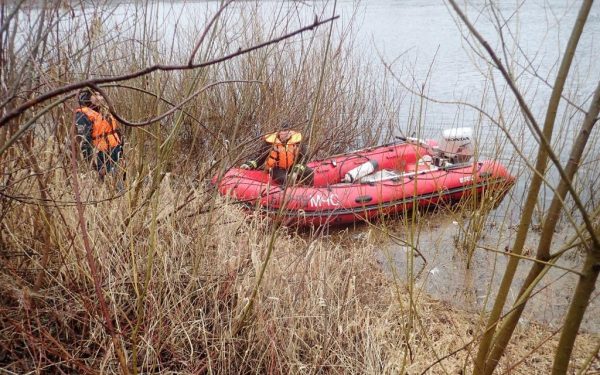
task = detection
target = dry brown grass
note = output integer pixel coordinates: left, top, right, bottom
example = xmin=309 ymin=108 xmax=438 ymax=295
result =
xmin=1 ymin=165 xmax=597 ymax=373
xmin=2 ymin=1 xmax=599 ymax=374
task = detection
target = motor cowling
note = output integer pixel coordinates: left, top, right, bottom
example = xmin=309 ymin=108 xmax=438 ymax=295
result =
xmin=438 ymin=127 xmax=474 ymax=164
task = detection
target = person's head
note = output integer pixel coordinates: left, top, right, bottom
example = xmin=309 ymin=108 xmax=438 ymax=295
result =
xmin=277 ymin=121 xmax=295 ymax=142
xmin=277 ymin=130 xmax=293 ymax=143
xmin=78 ymin=88 xmax=105 ymax=108
xmin=78 ymin=88 xmax=94 ymax=106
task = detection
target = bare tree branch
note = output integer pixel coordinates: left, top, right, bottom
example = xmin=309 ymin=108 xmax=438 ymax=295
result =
xmin=444 ymin=1 xmax=598 ymax=373
xmin=0 ymin=15 xmax=339 ymax=129
xmin=68 ymin=119 xmax=129 ymax=374
xmin=92 ymin=79 xmax=262 ymax=127
xmin=187 ymin=0 xmax=236 ymax=66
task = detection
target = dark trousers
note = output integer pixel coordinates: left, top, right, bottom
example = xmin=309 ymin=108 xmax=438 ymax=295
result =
xmin=270 ymin=166 xmax=314 ymax=186
xmin=97 ymin=144 xmax=122 ymax=178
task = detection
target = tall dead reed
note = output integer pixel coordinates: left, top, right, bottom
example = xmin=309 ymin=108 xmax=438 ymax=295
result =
xmin=1 ymin=1 xmax=598 ymax=374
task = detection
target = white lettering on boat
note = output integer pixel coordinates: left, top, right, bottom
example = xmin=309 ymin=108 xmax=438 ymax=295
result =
xmin=459 ymin=175 xmax=474 ymax=184
xmin=309 ymin=193 xmax=341 ymax=208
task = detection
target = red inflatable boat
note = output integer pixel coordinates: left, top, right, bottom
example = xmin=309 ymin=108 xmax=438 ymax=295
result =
xmin=216 ymin=133 xmax=515 ymax=227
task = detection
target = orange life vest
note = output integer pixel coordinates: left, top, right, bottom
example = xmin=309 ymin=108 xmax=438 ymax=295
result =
xmin=76 ymin=107 xmax=121 ymax=152
xmin=264 ymin=131 xmax=302 ymax=170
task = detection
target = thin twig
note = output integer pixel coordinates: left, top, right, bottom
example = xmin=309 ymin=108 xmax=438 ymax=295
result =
xmin=477 ymin=244 xmax=584 ymax=277
xmin=187 ymin=0 xmax=236 ymax=66
xmin=68 ymin=121 xmax=129 ymax=374
xmin=0 ymin=15 xmax=339 ymax=128
xmin=92 ymin=80 xmax=262 ymax=127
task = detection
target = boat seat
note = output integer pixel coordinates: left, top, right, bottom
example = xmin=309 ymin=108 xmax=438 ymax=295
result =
xmin=410 ymin=163 xmax=437 ymax=173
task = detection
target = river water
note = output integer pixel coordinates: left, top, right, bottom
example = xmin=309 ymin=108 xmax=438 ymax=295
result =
xmin=72 ymin=0 xmax=600 ymax=331
xmin=240 ymin=0 xmax=600 ymax=332
xmin=357 ymin=0 xmax=596 ymax=332
xmin=350 ymin=0 xmax=600 ymax=332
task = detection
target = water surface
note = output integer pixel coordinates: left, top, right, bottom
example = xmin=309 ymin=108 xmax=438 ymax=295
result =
xmin=65 ymin=0 xmax=600 ymax=331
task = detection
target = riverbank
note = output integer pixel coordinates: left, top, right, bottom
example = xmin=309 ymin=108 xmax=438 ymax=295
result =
xmin=2 ymin=183 xmax=597 ymax=373
xmin=2 ymin=0 xmax=599 ymax=372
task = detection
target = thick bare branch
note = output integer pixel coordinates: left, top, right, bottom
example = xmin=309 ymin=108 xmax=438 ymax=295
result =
xmin=446 ymin=1 xmax=598 ymax=254
xmin=444 ymin=1 xmax=598 ymax=373
xmin=0 ymin=15 xmax=339 ymax=129
xmin=92 ymin=80 xmax=261 ymax=128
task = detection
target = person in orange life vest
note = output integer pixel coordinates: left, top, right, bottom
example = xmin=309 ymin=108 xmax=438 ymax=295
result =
xmin=240 ymin=129 xmax=314 ymax=185
xmin=74 ymin=88 xmax=123 ymax=179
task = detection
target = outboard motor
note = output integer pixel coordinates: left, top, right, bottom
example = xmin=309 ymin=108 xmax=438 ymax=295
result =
xmin=436 ymin=127 xmax=474 ymax=165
